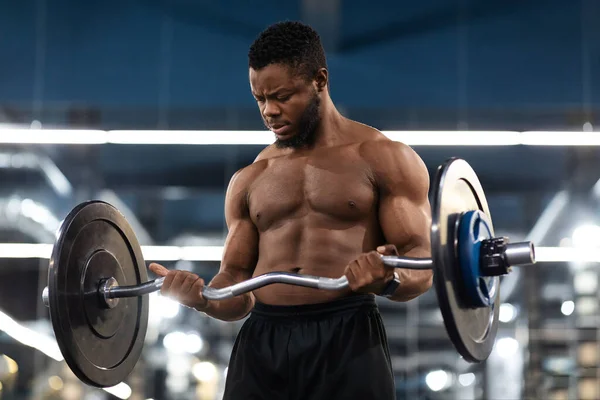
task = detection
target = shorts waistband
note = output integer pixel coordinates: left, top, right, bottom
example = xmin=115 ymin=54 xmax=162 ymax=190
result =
xmin=250 ymin=294 xmax=377 ymax=319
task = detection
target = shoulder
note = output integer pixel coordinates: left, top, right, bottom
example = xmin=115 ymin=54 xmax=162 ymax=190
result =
xmin=226 ymin=144 xmax=282 ymax=196
xmin=342 ymin=120 xmax=425 ymax=171
xmin=344 ymin=120 xmax=420 ymax=163
xmin=359 ymin=136 xmax=424 ymax=169
xmin=224 ymin=162 xmax=266 ymax=218
xmin=226 ymin=162 xmax=266 ymax=200
xmin=357 ymin=133 xmax=429 ymax=197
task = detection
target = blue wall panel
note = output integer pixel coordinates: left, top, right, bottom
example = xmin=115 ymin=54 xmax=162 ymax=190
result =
xmin=1 ymin=0 xmax=598 ymax=110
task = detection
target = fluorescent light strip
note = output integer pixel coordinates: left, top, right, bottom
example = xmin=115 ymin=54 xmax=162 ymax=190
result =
xmin=0 ymin=129 xmax=107 ymax=144
xmin=0 ymin=243 xmax=53 ymax=258
xmin=0 ymin=309 xmax=63 ymax=361
xmin=534 ymin=247 xmax=600 ymax=263
xmin=108 ymin=130 xmax=273 ymax=145
xmin=384 ymin=131 xmax=522 ymax=146
xmin=2 ymin=129 xmax=600 ymax=146
xmin=0 ymin=243 xmax=597 ymax=263
xmin=0 ymin=243 xmax=225 ymax=261
xmin=520 ymin=131 xmax=600 ymax=146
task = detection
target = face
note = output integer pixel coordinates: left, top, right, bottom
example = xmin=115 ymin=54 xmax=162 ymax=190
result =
xmin=249 ymin=64 xmax=321 ymax=149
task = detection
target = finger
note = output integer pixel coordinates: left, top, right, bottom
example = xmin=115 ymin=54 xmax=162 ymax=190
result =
xmin=192 ymin=277 xmax=205 ymax=294
xmin=180 ymin=273 xmax=200 ymax=296
xmin=169 ymin=271 xmax=188 ymax=299
xmin=377 ymin=244 xmax=399 ymax=256
xmin=192 ymin=278 xmax=207 ymax=310
xmin=357 ymin=253 xmax=374 ymax=277
xmin=161 ymin=271 xmax=176 ymax=296
xmin=366 ymin=250 xmax=382 ymax=266
xmin=366 ymin=251 xmax=387 ymax=279
xmin=149 ymin=262 xmax=169 ymax=277
xmin=344 ymin=262 xmax=360 ymax=291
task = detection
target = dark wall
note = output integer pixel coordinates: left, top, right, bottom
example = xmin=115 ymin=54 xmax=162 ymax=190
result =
xmin=2 ymin=0 xmax=599 ymax=114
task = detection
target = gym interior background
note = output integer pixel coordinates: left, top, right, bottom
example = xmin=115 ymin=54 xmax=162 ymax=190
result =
xmin=1 ymin=0 xmax=600 ymax=399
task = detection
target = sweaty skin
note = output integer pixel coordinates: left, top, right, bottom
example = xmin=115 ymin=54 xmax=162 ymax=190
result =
xmin=150 ymin=64 xmax=433 ymax=321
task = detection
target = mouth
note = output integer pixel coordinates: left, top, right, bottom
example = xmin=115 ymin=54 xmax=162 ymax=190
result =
xmin=270 ymin=124 xmax=291 ymax=136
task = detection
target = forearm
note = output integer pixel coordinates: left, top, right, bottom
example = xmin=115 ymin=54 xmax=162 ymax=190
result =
xmin=388 ymin=246 xmax=433 ymax=302
xmin=200 ymin=271 xmax=255 ymax=321
xmin=388 ymin=269 xmax=433 ymax=302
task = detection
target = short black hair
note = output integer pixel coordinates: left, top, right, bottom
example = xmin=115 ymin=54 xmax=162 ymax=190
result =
xmin=248 ymin=21 xmax=327 ymax=81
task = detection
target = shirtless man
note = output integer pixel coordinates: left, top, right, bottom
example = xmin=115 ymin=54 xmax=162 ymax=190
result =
xmin=149 ymin=21 xmax=433 ymax=400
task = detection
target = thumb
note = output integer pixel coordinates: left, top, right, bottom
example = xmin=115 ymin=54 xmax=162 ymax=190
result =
xmin=377 ymin=244 xmax=399 ymax=256
xmin=148 ymin=262 xmax=169 ymax=277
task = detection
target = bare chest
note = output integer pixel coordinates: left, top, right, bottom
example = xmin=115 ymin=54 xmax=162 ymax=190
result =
xmin=248 ymin=155 xmax=376 ymax=230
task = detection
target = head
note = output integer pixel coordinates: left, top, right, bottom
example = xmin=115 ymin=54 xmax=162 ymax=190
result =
xmin=248 ymin=21 xmax=328 ymax=149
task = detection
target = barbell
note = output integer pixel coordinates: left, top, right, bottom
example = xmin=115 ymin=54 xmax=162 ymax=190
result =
xmin=40 ymin=157 xmax=535 ymax=388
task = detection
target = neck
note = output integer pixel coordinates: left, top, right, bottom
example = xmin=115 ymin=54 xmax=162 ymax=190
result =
xmin=311 ymin=94 xmax=347 ymax=148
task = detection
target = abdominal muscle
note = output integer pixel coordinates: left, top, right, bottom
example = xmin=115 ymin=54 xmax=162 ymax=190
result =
xmin=251 ymin=221 xmax=381 ymax=305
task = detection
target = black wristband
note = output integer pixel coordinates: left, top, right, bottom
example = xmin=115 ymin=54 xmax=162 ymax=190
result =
xmin=379 ymin=271 xmax=401 ymax=298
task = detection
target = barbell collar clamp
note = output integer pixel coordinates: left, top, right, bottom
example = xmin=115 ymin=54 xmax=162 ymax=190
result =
xmin=504 ymin=241 xmax=536 ymax=267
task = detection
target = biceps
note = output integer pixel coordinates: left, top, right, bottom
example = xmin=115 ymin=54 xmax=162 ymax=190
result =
xmin=379 ymin=195 xmax=432 ymax=256
xmin=220 ymin=218 xmax=259 ymax=281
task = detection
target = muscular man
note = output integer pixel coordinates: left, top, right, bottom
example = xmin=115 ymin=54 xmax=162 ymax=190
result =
xmin=150 ymin=21 xmax=433 ymax=400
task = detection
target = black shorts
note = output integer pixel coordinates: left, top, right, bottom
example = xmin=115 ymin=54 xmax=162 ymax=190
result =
xmin=222 ymin=294 xmax=396 ymax=400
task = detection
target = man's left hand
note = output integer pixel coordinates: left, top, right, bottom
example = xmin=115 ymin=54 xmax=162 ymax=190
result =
xmin=344 ymin=244 xmax=399 ymax=294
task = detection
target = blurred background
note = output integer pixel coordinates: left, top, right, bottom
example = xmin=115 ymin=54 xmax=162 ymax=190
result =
xmin=1 ymin=0 xmax=600 ymax=399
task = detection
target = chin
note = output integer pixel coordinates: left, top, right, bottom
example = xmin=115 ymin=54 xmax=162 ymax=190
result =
xmin=274 ymin=138 xmax=296 ymax=149
xmin=274 ymin=137 xmax=297 ymax=149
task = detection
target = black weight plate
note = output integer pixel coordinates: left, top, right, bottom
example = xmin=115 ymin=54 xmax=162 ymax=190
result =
xmin=430 ymin=158 xmax=500 ymax=363
xmin=47 ymin=201 xmax=148 ymax=387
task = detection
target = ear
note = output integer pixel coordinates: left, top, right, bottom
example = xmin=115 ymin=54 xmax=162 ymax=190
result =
xmin=314 ymin=68 xmax=328 ymax=92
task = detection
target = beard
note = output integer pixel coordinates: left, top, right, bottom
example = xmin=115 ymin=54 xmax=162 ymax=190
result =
xmin=272 ymin=92 xmax=321 ymax=149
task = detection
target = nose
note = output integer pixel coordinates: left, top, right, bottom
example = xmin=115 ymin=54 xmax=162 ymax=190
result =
xmin=262 ymin=100 xmax=281 ymax=119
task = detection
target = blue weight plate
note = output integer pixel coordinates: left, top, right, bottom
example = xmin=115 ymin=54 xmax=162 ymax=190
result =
xmin=47 ymin=201 xmax=148 ymax=387
xmin=430 ymin=158 xmax=500 ymax=363
xmin=458 ymin=210 xmax=499 ymax=308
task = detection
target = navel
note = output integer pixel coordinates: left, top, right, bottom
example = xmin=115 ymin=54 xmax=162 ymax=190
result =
xmin=348 ymin=201 xmax=357 ymax=209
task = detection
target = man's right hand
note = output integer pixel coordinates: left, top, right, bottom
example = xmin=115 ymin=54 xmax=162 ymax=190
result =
xmin=148 ymin=263 xmax=209 ymax=311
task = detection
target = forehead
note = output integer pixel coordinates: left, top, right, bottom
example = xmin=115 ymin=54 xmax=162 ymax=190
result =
xmin=249 ymin=63 xmax=305 ymax=93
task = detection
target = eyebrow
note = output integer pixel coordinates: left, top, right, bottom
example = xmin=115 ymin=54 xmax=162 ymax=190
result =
xmin=253 ymin=88 xmax=294 ymax=98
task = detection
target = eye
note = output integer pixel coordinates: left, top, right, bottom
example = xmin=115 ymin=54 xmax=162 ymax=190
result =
xmin=277 ymin=94 xmax=291 ymax=102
